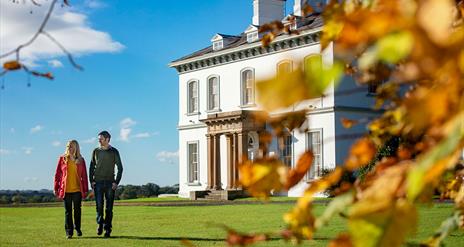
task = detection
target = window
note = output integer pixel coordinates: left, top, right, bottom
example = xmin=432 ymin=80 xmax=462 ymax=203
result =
xmin=213 ymin=41 xmax=223 ymax=51
xmin=207 ymin=76 xmax=220 ymax=111
xmin=304 ymin=54 xmax=322 ymax=74
xmin=281 ymin=134 xmax=292 ymax=167
xmin=188 ymin=142 xmax=199 ymax=183
xmin=187 ymin=80 xmax=198 ymax=114
xmin=247 ymin=32 xmax=258 ymax=43
xmin=307 ymin=130 xmax=322 ymax=179
xmin=241 ymin=69 xmax=255 ymax=105
xmin=277 ymin=60 xmax=292 ymax=76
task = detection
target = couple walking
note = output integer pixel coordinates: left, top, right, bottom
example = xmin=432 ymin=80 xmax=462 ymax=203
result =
xmin=53 ymin=131 xmax=123 ymax=239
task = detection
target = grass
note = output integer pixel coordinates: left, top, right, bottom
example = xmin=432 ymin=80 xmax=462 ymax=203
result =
xmin=0 ymin=203 xmax=462 ymax=246
xmin=115 ymin=197 xmax=188 ymax=203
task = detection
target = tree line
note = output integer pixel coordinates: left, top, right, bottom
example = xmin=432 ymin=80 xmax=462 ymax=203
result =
xmin=0 ymin=183 xmax=179 ymax=204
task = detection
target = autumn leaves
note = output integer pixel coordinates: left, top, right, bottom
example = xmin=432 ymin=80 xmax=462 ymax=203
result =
xmin=233 ymin=0 xmax=464 ymax=246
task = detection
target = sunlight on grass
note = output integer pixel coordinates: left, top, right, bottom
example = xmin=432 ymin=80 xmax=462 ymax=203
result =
xmin=0 ymin=203 xmax=462 ymax=246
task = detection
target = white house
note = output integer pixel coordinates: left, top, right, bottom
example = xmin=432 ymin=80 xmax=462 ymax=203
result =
xmin=169 ymin=0 xmax=380 ymax=199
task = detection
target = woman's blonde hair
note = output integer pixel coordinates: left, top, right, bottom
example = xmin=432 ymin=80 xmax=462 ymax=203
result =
xmin=64 ymin=140 xmax=83 ymax=163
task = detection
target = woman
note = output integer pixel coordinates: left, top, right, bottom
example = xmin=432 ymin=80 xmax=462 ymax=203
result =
xmin=54 ymin=140 xmax=89 ymax=239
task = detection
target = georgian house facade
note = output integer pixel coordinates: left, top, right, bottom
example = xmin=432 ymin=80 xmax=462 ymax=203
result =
xmin=169 ymin=0 xmax=380 ymax=199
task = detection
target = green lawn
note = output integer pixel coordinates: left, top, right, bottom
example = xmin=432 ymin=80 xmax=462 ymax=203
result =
xmin=0 ymin=203 xmax=462 ymax=246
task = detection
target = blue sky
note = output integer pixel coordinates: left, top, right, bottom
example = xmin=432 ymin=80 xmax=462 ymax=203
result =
xmin=0 ymin=0 xmax=295 ymax=190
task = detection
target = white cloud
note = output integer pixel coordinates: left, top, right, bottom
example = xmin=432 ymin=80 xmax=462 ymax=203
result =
xmin=0 ymin=149 xmax=11 ymax=155
xmin=134 ymin=132 xmax=150 ymax=138
xmin=48 ymin=59 xmax=63 ymax=68
xmin=119 ymin=128 xmax=132 ymax=142
xmin=82 ymin=137 xmax=97 ymax=144
xmin=0 ymin=1 xmax=124 ymax=67
xmin=52 ymin=141 xmax=61 ymax=147
xmin=30 ymin=125 xmax=43 ymax=133
xmin=119 ymin=117 xmax=136 ymax=142
xmin=22 ymin=147 xmax=34 ymax=155
xmin=156 ymin=150 xmax=179 ymax=164
xmin=84 ymin=0 xmax=107 ymax=9
xmin=120 ymin=118 xmax=136 ymax=128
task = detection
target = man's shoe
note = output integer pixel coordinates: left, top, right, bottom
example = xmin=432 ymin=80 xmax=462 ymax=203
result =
xmin=103 ymin=231 xmax=111 ymax=238
xmin=66 ymin=235 xmax=72 ymax=239
xmin=76 ymin=229 xmax=82 ymax=236
xmin=97 ymin=225 xmax=103 ymax=235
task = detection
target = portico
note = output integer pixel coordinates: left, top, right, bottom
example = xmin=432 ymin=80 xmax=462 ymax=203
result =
xmin=201 ymin=110 xmax=265 ymax=192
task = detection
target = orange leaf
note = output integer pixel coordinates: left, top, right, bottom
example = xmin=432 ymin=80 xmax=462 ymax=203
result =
xmin=286 ymin=151 xmax=314 ymax=189
xmin=340 ymin=118 xmax=358 ymax=129
xmin=329 ymin=233 xmax=353 ymax=247
xmin=345 ymin=138 xmax=376 ymax=170
xmin=226 ymin=229 xmax=267 ymax=246
xmin=3 ymin=61 xmax=22 ymax=71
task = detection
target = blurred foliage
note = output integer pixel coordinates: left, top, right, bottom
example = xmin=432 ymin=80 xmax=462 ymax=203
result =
xmin=232 ymin=0 xmax=464 ymax=246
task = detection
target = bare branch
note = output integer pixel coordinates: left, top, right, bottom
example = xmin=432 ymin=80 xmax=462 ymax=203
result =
xmin=42 ymin=31 xmax=83 ymax=70
xmin=0 ymin=0 xmax=58 ymax=60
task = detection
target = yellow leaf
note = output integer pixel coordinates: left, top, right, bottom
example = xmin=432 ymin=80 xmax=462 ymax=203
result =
xmin=417 ymin=0 xmax=454 ymax=46
xmin=407 ymin=113 xmax=464 ymax=201
xmin=377 ymin=31 xmax=413 ymax=64
xmin=349 ymin=199 xmax=417 ymax=247
xmin=239 ymin=158 xmax=287 ymax=199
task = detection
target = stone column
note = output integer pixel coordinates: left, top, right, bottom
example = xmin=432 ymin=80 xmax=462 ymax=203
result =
xmin=212 ymin=134 xmax=221 ymax=190
xmin=206 ymin=134 xmax=213 ymax=190
xmin=232 ymin=132 xmax=239 ymax=189
xmin=226 ymin=134 xmax=233 ymax=189
xmin=236 ymin=131 xmax=248 ymax=189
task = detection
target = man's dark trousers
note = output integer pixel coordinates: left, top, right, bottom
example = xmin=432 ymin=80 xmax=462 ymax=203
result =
xmin=64 ymin=192 xmax=82 ymax=236
xmin=95 ymin=181 xmax=115 ymax=232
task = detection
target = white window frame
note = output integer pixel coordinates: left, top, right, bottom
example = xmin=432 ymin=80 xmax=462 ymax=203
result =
xmin=213 ymin=41 xmax=223 ymax=51
xmin=247 ymin=32 xmax=258 ymax=43
xmin=207 ymin=75 xmax=220 ymax=112
xmin=240 ymin=68 xmax=255 ymax=106
xmin=280 ymin=133 xmax=293 ymax=167
xmin=187 ymin=141 xmax=199 ymax=184
xmin=187 ymin=80 xmax=199 ymax=115
xmin=306 ymin=129 xmax=323 ymax=180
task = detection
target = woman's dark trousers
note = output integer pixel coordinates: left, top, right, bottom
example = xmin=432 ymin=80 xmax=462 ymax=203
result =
xmin=64 ymin=192 xmax=82 ymax=236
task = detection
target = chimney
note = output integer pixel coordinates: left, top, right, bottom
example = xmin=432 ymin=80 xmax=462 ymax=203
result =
xmin=293 ymin=0 xmax=305 ymax=17
xmin=252 ymin=0 xmax=286 ymax=26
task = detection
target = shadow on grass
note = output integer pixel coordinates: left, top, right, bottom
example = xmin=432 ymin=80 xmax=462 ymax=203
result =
xmin=82 ymin=236 xmax=331 ymax=242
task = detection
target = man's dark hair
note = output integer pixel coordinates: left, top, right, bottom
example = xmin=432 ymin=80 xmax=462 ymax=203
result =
xmin=98 ymin=131 xmax=111 ymax=140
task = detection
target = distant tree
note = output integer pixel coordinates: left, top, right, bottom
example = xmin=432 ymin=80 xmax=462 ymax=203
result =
xmin=119 ymin=185 xmax=138 ymax=200
xmin=140 ymin=183 xmax=160 ymax=197
xmin=11 ymin=195 xmax=25 ymax=204
xmin=27 ymin=195 xmax=43 ymax=203
xmin=0 ymin=195 xmax=11 ymax=204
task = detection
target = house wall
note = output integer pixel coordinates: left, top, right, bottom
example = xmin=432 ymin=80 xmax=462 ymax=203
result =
xmin=178 ymin=38 xmax=372 ymax=197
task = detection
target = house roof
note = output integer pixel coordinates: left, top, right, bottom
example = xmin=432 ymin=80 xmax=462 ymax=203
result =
xmin=171 ymin=13 xmax=323 ymax=64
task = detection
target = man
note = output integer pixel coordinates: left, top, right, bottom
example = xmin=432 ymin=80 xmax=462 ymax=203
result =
xmin=89 ymin=131 xmax=123 ymax=238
